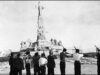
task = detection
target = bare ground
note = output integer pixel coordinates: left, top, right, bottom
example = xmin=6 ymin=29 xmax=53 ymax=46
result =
xmin=0 ymin=58 xmax=97 ymax=75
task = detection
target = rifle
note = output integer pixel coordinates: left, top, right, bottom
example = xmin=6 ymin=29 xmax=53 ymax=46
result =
xmin=74 ymin=46 xmax=77 ymax=53
xmin=74 ymin=46 xmax=77 ymax=50
xmin=94 ymin=45 xmax=99 ymax=53
xmin=74 ymin=46 xmax=82 ymax=54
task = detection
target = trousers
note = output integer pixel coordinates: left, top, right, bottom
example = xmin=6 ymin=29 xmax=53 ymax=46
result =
xmin=74 ymin=61 xmax=81 ymax=75
xmin=60 ymin=61 xmax=65 ymax=75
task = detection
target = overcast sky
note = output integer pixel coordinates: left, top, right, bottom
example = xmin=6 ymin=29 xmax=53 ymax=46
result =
xmin=0 ymin=1 xmax=100 ymax=52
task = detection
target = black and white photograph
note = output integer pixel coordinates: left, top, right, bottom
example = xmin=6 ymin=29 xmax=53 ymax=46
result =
xmin=0 ymin=1 xmax=99 ymax=75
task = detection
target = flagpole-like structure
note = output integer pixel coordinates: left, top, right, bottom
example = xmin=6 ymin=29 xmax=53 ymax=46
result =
xmin=37 ymin=2 xmax=40 ymax=29
xmin=36 ymin=1 xmax=45 ymax=49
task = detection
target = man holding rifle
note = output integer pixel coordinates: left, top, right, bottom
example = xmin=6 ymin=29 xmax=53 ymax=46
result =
xmin=73 ymin=47 xmax=83 ymax=75
xmin=95 ymin=45 xmax=100 ymax=75
xmin=60 ymin=48 xmax=69 ymax=75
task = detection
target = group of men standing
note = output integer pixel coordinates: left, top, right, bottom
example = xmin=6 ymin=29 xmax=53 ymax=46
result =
xmin=9 ymin=49 xmax=56 ymax=75
xmin=60 ymin=48 xmax=83 ymax=75
xmin=59 ymin=47 xmax=100 ymax=75
xmin=9 ymin=53 xmax=24 ymax=75
xmin=9 ymin=47 xmax=100 ymax=75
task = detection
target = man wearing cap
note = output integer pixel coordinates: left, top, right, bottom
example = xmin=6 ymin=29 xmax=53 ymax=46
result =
xmin=60 ymin=48 xmax=69 ymax=75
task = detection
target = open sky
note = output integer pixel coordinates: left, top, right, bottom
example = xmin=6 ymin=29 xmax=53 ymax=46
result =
xmin=0 ymin=1 xmax=100 ymax=52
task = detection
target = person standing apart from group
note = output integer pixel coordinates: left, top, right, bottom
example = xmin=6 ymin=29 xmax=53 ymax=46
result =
xmin=73 ymin=49 xmax=83 ymax=75
xmin=60 ymin=48 xmax=69 ymax=75
xmin=47 ymin=50 xmax=55 ymax=75
xmin=96 ymin=47 xmax=100 ymax=75
xmin=39 ymin=53 xmax=47 ymax=75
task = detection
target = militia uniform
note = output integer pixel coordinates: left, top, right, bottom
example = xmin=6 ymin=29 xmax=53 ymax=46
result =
xmin=32 ymin=52 xmax=40 ymax=75
xmin=97 ymin=49 xmax=100 ymax=75
xmin=73 ymin=49 xmax=83 ymax=75
xmin=13 ymin=54 xmax=24 ymax=75
xmin=25 ymin=55 xmax=31 ymax=75
xmin=9 ymin=53 xmax=14 ymax=75
xmin=60 ymin=48 xmax=68 ymax=75
xmin=47 ymin=54 xmax=55 ymax=75
xmin=39 ymin=53 xmax=47 ymax=75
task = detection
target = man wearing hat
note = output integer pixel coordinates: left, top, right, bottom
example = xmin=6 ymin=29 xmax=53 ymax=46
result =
xmin=60 ymin=48 xmax=69 ymax=75
xmin=73 ymin=48 xmax=83 ymax=75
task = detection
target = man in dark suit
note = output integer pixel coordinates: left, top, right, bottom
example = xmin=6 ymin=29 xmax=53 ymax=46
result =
xmin=9 ymin=52 xmax=14 ymax=75
xmin=47 ymin=50 xmax=55 ymax=75
xmin=32 ymin=52 xmax=40 ymax=75
xmin=13 ymin=53 xmax=24 ymax=75
xmin=60 ymin=48 xmax=68 ymax=75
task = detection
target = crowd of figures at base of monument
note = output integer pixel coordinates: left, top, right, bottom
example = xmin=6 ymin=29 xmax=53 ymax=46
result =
xmin=9 ymin=48 xmax=100 ymax=75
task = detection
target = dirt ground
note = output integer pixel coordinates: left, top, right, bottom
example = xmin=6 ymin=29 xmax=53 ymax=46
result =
xmin=0 ymin=58 xmax=97 ymax=75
